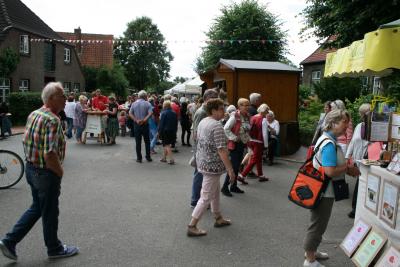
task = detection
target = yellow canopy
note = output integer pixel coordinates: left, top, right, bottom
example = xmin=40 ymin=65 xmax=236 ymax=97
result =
xmin=324 ymin=26 xmax=400 ymax=77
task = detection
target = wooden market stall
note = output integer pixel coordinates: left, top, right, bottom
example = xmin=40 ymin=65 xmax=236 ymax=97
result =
xmin=200 ymin=58 xmax=301 ymax=155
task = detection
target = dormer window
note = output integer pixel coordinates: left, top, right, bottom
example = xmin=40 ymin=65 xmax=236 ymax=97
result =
xmin=19 ymin=35 xmax=29 ymax=54
xmin=64 ymin=48 xmax=71 ymax=63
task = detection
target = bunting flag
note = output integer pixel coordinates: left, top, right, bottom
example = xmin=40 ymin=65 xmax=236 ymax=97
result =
xmin=29 ymin=38 xmax=291 ymax=45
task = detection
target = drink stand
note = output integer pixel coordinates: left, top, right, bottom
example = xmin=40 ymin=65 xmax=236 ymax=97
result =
xmin=82 ymin=110 xmax=107 ymax=144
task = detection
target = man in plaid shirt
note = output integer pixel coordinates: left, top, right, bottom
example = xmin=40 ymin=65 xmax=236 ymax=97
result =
xmin=0 ymin=82 xmax=79 ymax=261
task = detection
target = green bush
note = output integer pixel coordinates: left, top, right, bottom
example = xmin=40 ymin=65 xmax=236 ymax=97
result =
xmin=9 ymin=92 xmax=42 ymax=125
xmin=345 ymin=94 xmax=374 ymax=126
xmin=313 ymin=77 xmax=363 ymax=103
xmin=298 ymin=99 xmax=323 ymax=146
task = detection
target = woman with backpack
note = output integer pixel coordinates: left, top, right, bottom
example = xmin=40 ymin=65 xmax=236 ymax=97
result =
xmin=303 ymin=109 xmax=360 ymax=267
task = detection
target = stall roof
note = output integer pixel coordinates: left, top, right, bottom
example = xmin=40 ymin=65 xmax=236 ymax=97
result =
xmin=219 ymin=58 xmax=301 ymax=72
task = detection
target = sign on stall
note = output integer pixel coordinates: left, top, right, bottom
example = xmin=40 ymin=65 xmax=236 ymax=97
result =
xmin=352 ymin=229 xmax=387 ymax=267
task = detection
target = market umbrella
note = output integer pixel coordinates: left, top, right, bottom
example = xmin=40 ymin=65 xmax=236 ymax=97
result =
xmin=324 ymin=21 xmax=400 ymax=78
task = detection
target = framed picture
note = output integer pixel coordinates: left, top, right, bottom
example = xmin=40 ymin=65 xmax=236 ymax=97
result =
xmin=379 ymin=180 xmax=399 ymax=229
xmin=340 ymin=219 xmax=371 ymax=257
xmin=352 ymin=229 xmax=387 ymax=267
xmin=376 ymin=245 xmax=400 ymax=267
xmin=365 ymin=173 xmax=381 ymax=214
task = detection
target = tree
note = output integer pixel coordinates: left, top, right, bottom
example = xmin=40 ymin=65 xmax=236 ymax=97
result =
xmin=0 ymin=48 xmax=19 ymax=77
xmin=196 ymin=0 xmax=288 ymax=73
xmin=82 ymin=66 xmax=98 ymax=91
xmin=300 ymin=0 xmax=400 ymax=48
xmin=313 ymin=77 xmax=363 ymax=103
xmin=173 ymin=76 xmax=189 ymax=83
xmin=114 ymin=16 xmax=173 ymax=91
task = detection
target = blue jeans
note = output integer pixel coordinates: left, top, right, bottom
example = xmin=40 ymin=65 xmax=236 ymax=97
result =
xmin=3 ymin=163 xmax=63 ymax=254
xmin=190 ymin=167 xmax=203 ymax=206
xmin=149 ymin=126 xmax=158 ymax=151
xmin=76 ymin=126 xmax=84 ymax=141
xmin=66 ymin=117 xmax=73 ymax=138
xmin=223 ymin=142 xmax=245 ymax=189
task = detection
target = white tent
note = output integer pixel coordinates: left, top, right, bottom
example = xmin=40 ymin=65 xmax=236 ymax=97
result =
xmin=184 ymin=77 xmax=203 ymax=94
xmin=164 ymin=83 xmax=185 ymax=95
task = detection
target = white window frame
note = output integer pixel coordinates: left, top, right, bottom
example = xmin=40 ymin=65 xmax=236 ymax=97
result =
xmin=311 ymin=70 xmax=321 ymax=84
xmin=19 ymin=35 xmax=29 ymax=54
xmin=0 ymin=78 xmax=10 ymax=103
xmin=19 ymin=79 xmax=29 ymax=92
xmin=63 ymin=82 xmax=71 ymax=93
xmin=73 ymin=83 xmax=80 ymax=92
xmin=373 ymin=77 xmax=381 ymax=94
xmin=64 ymin=48 xmax=71 ymax=63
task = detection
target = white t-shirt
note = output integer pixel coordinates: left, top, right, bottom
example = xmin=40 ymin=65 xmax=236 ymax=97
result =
xmin=64 ymin=101 xmax=76 ymax=119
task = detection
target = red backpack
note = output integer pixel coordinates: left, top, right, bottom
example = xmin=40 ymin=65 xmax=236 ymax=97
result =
xmin=288 ymin=139 xmax=331 ymax=209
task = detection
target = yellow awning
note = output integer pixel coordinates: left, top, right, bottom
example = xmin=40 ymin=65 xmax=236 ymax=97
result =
xmin=324 ymin=26 xmax=400 ymax=77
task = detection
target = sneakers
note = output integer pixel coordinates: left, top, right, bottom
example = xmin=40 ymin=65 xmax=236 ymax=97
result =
xmin=48 ymin=245 xmax=79 ymax=259
xmin=0 ymin=240 xmax=17 ymax=261
xmin=304 ymin=251 xmax=329 ymax=260
xmin=303 ymin=259 xmax=325 ymax=267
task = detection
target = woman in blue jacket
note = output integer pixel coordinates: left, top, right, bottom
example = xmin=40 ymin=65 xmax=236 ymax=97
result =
xmin=159 ymin=100 xmax=177 ymax=164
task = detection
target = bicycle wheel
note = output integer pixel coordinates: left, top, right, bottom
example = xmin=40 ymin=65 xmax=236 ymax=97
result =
xmin=0 ymin=150 xmax=25 ymax=189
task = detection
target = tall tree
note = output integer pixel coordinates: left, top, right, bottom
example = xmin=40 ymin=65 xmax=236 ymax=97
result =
xmin=196 ymin=0 xmax=288 ymax=73
xmin=0 ymin=48 xmax=19 ymax=77
xmin=114 ymin=17 xmax=173 ymax=91
xmin=300 ymin=0 xmax=400 ymax=48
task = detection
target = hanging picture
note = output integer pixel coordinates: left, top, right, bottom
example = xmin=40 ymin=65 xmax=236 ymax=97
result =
xmin=340 ymin=219 xmax=371 ymax=257
xmin=352 ymin=229 xmax=387 ymax=267
xmin=376 ymin=246 xmax=400 ymax=267
xmin=379 ymin=181 xmax=399 ymax=229
xmin=365 ymin=173 xmax=381 ymax=214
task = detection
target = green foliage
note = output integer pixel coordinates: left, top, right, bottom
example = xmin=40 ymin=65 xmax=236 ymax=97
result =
xmin=82 ymin=64 xmax=129 ymax=97
xmin=313 ymin=77 xmax=363 ymax=103
xmin=173 ymin=76 xmax=189 ymax=83
xmin=299 ymin=84 xmax=312 ymax=102
xmin=152 ymin=80 xmax=176 ymax=94
xmin=9 ymin=92 xmax=42 ymax=125
xmin=114 ymin=16 xmax=173 ymax=91
xmin=381 ymin=70 xmax=400 ymax=102
xmin=345 ymin=94 xmax=374 ymax=126
xmin=300 ymin=0 xmax=400 ymax=47
xmin=298 ymin=99 xmax=323 ymax=146
xmin=0 ymin=48 xmax=19 ymax=77
xmin=195 ymin=0 xmax=288 ymax=73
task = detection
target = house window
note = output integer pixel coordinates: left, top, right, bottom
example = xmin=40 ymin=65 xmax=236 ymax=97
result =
xmin=63 ymin=82 xmax=71 ymax=93
xmin=73 ymin=83 xmax=80 ymax=92
xmin=19 ymin=35 xmax=29 ymax=54
xmin=44 ymin=42 xmax=55 ymax=71
xmin=311 ymin=70 xmax=321 ymax=84
xmin=373 ymin=77 xmax=381 ymax=94
xmin=19 ymin=79 xmax=29 ymax=92
xmin=0 ymin=78 xmax=10 ymax=103
xmin=64 ymin=48 xmax=71 ymax=63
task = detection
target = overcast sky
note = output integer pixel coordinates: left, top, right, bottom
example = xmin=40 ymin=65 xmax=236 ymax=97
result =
xmin=21 ymin=0 xmax=319 ymax=79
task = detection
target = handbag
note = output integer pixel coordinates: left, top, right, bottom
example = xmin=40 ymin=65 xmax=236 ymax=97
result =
xmin=288 ymin=139 xmax=331 ymax=209
xmin=332 ymin=179 xmax=349 ymax=201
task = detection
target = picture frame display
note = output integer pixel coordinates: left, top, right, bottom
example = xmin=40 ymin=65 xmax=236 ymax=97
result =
xmin=379 ymin=180 xmax=400 ymax=229
xmin=376 ymin=246 xmax=400 ymax=267
xmin=340 ymin=219 xmax=371 ymax=257
xmin=365 ymin=173 xmax=381 ymax=214
xmin=352 ymin=229 xmax=387 ymax=267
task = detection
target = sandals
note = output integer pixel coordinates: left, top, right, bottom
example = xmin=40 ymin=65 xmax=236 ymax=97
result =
xmin=187 ymin=225 xmax=207 ymax=237
xmin=258 ymin=175 xmax=270 ymax=182
xmin=237 ymin=174 xmax=248 ymax=185
xmin=160 ymin=158 xmax=167 ymax=163
xmin=168 ymin=160 xmax=175 ymax=165
xmin=214 ymin=216 xmax=232 ymax=228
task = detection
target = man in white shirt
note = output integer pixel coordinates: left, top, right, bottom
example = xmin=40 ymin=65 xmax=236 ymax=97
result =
xmin=266 ymin=111 xmax=280 ymax=165
xmin=64 ymin=94 xmax=76 ymax=139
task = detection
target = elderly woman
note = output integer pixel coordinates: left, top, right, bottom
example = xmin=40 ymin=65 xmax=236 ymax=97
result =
xmin=239 ymin=104 xmax=270 ymax=183
xmin=330 ymin=100 xmax=353 ymax=155
xmin=303 ymin=109 xmax=360 ymax=267
xmin=266 ymin=111 xmax=280 ymax=165
xmin=73 ymin=95 xmax=88 ymax=144
xmin=159 ymin=100 xmax=177 ymax=164
xmin=345 ymin=103 xmax=371 ymax=218
xmin=221 ymin=98 xmax=251 ymax=197
xmin=311 ymin=101 xmax=331 ymax=145
xmin=187 ymin=98 xmax=235 ymax=237
xmin=105 ymin=95 xmax=119 ymax=145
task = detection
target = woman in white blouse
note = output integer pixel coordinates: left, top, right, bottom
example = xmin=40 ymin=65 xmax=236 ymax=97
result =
xmin=265 ymin=111 xmax=280 ymax=165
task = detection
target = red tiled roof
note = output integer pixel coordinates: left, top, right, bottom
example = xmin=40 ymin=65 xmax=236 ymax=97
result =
xmin=57 ymin=31 xmax=113 ymax=68
xmin=300 ymin=36 xmax=338 ymax=65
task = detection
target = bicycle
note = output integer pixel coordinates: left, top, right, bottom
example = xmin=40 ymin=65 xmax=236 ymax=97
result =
xmin=0 ymin=150 xmax=25 ymax=189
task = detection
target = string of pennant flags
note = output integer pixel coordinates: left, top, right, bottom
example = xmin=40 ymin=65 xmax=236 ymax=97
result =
xmin=29 ymin=38 xmax=293 ymax=45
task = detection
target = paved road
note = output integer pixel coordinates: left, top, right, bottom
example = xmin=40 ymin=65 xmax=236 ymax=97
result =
xmin=0 ymin=135 xmax=356 ymax=266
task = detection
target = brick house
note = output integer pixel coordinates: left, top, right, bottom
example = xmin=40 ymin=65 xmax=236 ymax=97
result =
xmin=0 ymin=0 xmax=85 ymax=102
xmin=300 ymin=36 xmax=337 ymax=86
xmin=57 ymin=28 xmax=113 ymax=68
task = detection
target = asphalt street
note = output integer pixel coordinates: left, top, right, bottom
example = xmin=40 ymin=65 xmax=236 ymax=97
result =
xmin=0 ymin=134 xmax=356 ymax=266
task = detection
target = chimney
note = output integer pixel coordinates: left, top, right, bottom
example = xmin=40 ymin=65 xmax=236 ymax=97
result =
xmin=74 ymin=27 xmax=82 ymax=54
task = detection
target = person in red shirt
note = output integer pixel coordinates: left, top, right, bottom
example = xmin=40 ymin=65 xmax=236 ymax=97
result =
xmin=91 ymin=89 xmax=109 ymax=111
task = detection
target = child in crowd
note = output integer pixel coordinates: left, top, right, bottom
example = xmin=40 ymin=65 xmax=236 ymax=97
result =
xmin=119 ymin=111 xmax=127 ymax=137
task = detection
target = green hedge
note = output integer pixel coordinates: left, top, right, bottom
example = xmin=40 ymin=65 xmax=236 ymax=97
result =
xmin=9 ymin=92 xmax=43 ymax=125
xmin=298 ymin=100 xmax=323 ymax=146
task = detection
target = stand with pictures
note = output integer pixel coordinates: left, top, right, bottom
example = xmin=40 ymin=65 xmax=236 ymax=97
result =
xmin=82 ymin=112 xmax=106 ymax=144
